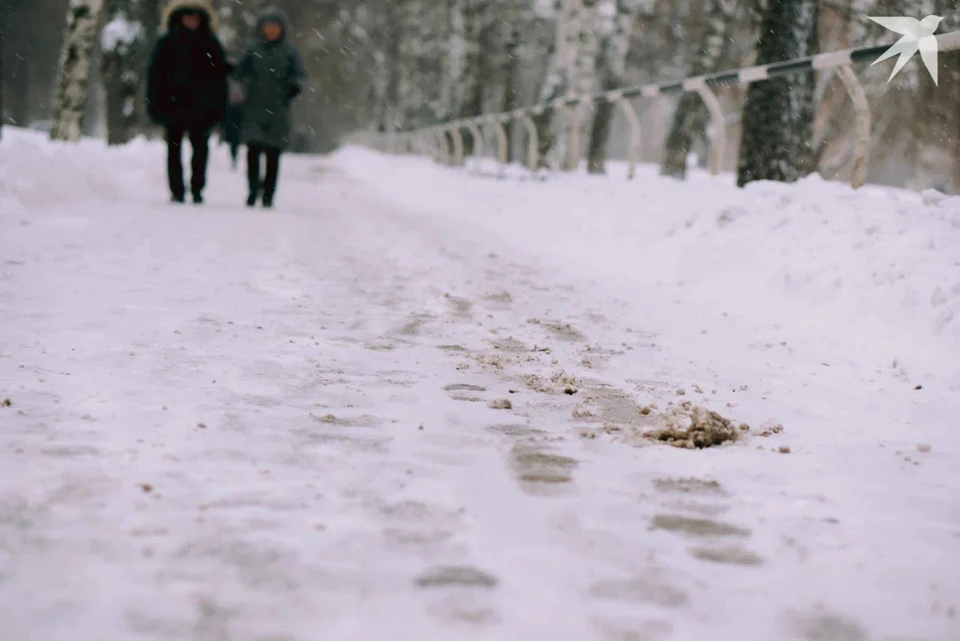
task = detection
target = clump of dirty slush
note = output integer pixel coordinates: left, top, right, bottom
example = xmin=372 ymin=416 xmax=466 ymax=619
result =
xmin=644 ymin=406 xmax=747 ymax=449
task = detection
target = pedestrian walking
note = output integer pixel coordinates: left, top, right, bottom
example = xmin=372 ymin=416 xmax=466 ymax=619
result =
xmin=233 ymin=7 xmax=308 ymax=208
xmin=146 ymin=0 xmax=230 ymax=204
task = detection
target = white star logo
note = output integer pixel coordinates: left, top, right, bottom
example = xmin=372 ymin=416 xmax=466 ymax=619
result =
xmin=868 ymin=15 xmax=944 ymax=85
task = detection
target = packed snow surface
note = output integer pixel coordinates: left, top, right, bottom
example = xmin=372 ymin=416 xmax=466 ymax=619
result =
xmin=1 ymin=127 xmax=959 ymax=640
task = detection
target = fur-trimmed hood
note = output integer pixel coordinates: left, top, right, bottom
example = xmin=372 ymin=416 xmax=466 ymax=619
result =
xmin=160 ymin=0 xmax=218 ymax=33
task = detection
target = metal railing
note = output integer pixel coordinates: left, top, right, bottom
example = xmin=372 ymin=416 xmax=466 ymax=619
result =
xmin=355 ymin=30 xmax=960 ymax=189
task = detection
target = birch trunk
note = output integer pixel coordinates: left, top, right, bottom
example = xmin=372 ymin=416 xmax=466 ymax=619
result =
xmin=101 ymin=0 xmax=144 ymax=145
xmin=659 ymin=0 xmax=736 ymax=178
xmin=535 ymin=0 xmax=602 ymax=170
xmin=444 ymin=0 xmax=490 ymax=154
xmin=736 ymin=0 xmax=819 ymax=187
xmin=370 ymin=10 xmax=392 ymax=131
xmin=51 ymin=0 xmax=107 ymax=142
xmin=913 ymin=0 xmax=960 ymax=192
xmin=586 ymin=0 xmax=637 ymax=174
xmin=395 ymin=1 xmax=422 ymax=130
xmin=135 ymin=0 xmax=163 ymax=134
xmin=396 ymin=0 xmax=446 ymax=130
xmin=215 ymin=0 xmax=254 ymax=61
xmin=499 ymin=16 xmax=521 ymax=162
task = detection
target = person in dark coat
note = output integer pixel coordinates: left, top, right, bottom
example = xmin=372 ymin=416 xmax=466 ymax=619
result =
xmin=146 ymin=0 xmax=230 ymax=204
xmin=233 ymin=7 xmax=307 ymax=208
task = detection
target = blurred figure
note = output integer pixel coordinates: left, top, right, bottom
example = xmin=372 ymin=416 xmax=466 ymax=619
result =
xmin=222 ymin=78 xmax=244 ymax=170
xmin=234 ymin=7 xmax=307 ymax=208
xmin=146 ymin=0 xmax=230 ymax=204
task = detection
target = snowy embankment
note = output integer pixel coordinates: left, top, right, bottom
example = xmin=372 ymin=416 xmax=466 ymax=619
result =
xmin=0 ymin=128 xmax=162 ymax=216
xmin=335 ymin=147 xmax=960 ymax=389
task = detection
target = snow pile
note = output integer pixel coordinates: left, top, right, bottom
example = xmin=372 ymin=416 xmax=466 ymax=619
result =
xmin=0 ymin=127 xmax=163 ymax=216
xmin=333 ymin=147 xmax=960 ymax=383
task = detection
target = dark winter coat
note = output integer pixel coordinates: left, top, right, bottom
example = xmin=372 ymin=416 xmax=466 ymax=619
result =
xmin=146 ymin=0 xmax=230 ymax=129
xmin=221 ymin=79 xmax=244 ymax=145
xmin=234 ymin=7 xmax=308 ymax=150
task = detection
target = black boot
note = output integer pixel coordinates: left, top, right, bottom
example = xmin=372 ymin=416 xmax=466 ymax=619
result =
xmin=192 ymin=191 xmax=204 ymax=204
xmin=171 ymin=193 xmax=185 ymax=204
xmin=246 ymin=145 xmax=262 ymax=208
xmin=262 ymin=193 xmax=273 ymax=209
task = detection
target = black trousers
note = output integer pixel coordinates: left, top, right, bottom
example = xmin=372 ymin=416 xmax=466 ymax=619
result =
xmin=166 ymin=124 xmax=210 ymax=198
xmin=247 ymin=144 xmax=282 ymax=199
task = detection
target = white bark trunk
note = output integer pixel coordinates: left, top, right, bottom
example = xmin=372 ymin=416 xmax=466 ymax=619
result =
xmin=660 ymin=0 xmax=736 ymax=178
xmin=442 ymin=0 xmax=491 ymax=155
xmin=51 ymin=0 xmax=106 ymax=142
xmin=397 ymin=0 xmax=445 ymax=130
xmin=101 ymin=0 xmax=143 ymax=145
xmin=587 ymin=0 xmax=638 ymax=173
xmin=442 ymin=0 xmax=468 ymax=119
xmin=536 ymin=0 xmax=602 ymax=170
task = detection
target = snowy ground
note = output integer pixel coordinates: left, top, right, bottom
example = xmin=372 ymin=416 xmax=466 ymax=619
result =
xmin=1 ymin=128 xmax=959 ymax=641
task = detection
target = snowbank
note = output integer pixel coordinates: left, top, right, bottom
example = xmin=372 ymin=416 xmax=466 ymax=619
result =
xmin=333 ymin=147 xmax=960 ymax=385
xmin=0 ymin=127 xmax=164 ymax=216
xmin=2 ymin=128 xmax=956 ymax=383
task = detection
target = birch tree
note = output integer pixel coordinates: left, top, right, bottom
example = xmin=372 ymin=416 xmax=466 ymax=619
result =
xmin=101 ymin=0 xmax=144 ymax=145
xmin=913 ymin=0 xmax=960 ymax=192
xmin=51 ymin=0 xmax=107 ymax=141
xmin=497 ymin=8 xmax=522 ymax=161
xmin=395 ymin=0 xmax=448 ymax=130
xmin=585 ymin=0 xmax=641 ymax=173
xmin=736 ymin=0 xmax=820 ymax=187
xmin=534 ymin=0 xmax=602 ymax=170
xmin=659 ymin=0 xmax=736 ymax=178
xmin=443 ymin=0 xmax=492 ymax=154
xmin=376 ymin=3 xmax=402 ymax=133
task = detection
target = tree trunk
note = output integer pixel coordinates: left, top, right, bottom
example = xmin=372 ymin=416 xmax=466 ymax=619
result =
xmin=535 ymin=0 xmax=602 ymax=170
xmin=101 ymin=0 xmax=144 ymax=145
xmin=444 ymin=0 xmax=490 ymax=155
xmin=499 ymin=19 xmax=520 ymax=162
xmin=660 ymin=0 xmax=736 ymax=178
xmin=587 ymin=0 xmax=637 ymax=174
xmin=51 ymin=0 xmax=107 ymax=142
xmin=366 ymin=2 xmax=393 ymax=132
xmin=396 ymin=0 xmax=446 ymax=131
xmin=135 ymin=0 xmax=163 ymax=136
xmin=532 ymin=1 xmax=563 ymax=168
xmin=912 ymin=0 xmax=960 ymax=192
xmin=736 ymin=0 xmax=819 ymax=187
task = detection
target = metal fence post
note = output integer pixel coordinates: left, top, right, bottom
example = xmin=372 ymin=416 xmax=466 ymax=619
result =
xmin=683 ymin=77 xmax=727 ymax=176
xmin=835 ymin=65 xmax=871 ymax=189
xmin=449 ymin=124 xmax=465 ymax=166
xmin=607 ymin=89 xmax=642 ymax=180
xmin=465 ymin=121 xmax=485 ymax=172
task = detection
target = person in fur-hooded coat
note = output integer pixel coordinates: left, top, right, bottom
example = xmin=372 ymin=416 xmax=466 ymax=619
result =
xmin=146 ymin=0 xmax=230 ymax=203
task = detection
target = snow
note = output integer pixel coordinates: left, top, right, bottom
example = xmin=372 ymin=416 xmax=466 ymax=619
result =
xmin=2 ymin=127 xmax=959 ymax=640
xmin=100 ymin=14 xmax=143 ymax=53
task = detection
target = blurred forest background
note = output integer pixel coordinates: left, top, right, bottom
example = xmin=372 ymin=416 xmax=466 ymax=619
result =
xmin=0 ymin=0 xmax=958 ymax=191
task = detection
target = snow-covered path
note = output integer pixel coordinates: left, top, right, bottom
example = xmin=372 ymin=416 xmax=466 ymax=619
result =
xmin=1 ymin=136 xmax=958 ymax=641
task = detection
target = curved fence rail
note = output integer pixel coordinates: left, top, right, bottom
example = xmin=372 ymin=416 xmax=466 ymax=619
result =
xmin=354 ymin=30 xmax=960 ymax=189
